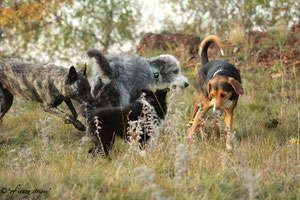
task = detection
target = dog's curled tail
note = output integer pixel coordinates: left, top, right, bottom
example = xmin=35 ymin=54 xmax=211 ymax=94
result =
xmin=199 ymin=35 xmax=224 ymax=66
xmin=87 ymin=49 xmax=112 ymax=78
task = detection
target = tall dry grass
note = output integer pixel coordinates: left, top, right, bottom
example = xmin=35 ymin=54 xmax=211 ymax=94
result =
xmin=0 ymin=39 xmax=299 ymax=200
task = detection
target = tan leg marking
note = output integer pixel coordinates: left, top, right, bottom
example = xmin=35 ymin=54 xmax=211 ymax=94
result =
xmin=187 ymin=97 xmax=211 ymax=138
xmin=190 ymin=93 xmax=203 ymax=120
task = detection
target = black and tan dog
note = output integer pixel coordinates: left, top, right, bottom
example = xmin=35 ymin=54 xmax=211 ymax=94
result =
xmin=187 ymin=35 xmax=244 ymax=149
xmin=0 ymin=58 xmax=95 ymax=131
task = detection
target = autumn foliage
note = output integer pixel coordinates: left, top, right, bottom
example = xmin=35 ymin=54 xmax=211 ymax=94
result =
xmin=0 ymin=0 xmax=69 ymax=30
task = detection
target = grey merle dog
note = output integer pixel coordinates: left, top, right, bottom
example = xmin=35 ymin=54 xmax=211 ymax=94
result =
xmin=0 ymin=58 xmax=95 ymax=131
xmin=87 ymin=49 xmax=189 ymax=107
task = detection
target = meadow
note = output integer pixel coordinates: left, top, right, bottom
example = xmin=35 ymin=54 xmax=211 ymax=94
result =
xmin=0 ymin=29 xmax=299 ymax=200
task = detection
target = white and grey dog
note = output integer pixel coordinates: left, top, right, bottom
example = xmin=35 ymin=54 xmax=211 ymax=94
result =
xmin=87 ymin=49 xmax=189 ymax=107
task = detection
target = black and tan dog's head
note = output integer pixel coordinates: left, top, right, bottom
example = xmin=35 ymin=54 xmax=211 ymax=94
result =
xmin=206 ymin=76 xmax=244 ymax=112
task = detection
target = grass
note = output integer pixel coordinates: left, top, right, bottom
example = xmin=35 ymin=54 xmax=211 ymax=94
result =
xmin=0 ymin=49 xmax=299 ymax=200
xmin=227 ymin=23 xmax=246 ymax=46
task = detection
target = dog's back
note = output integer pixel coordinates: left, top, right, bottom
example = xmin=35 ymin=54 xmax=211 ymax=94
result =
xmin=106 ymin=54 xmax=155 ymax=99
xmin=0 ymin=58 xmax=69 ymax=102
xmin=88 ymin=50 xmax=155 ymax=107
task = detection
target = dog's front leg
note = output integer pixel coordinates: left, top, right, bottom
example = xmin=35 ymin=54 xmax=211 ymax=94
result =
xmin=224 ymin=108 xmax=235 ymax=150
xmin=187 ymin=98 xmax=211 ymax=139
xmin=187 ymin=110 xmax=201 ymax=138
xmin=44 ymin=106 xmax=86 ymax=131
xmin=65 ymin=99 xmax=78 ymax=119
xmin=224 ymin=109 xmax=233 ymax=131
xmin=190 ymin=93 xmax=203 ymax=119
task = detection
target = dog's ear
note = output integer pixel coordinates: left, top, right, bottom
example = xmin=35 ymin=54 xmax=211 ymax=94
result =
xmin=67 ymin=66 xmax=78 ymax=84
xmin=79 ymin=63 xmax=87 ymax=77
xmin=159 ymin=88 xmax=170 ymax=94
xmin=206 ymin=80 xmax=212 ymax=100
xmin=228 ymin=77 xmax=244 ymax=95
xmin=149 ymin=60 xmax=166 ymax=68
xmin=156 ymin=88 xmax=170 ymax=98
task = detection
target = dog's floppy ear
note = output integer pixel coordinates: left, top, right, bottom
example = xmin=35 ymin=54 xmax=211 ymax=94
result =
xmin=79 ymin=63 xmax=87 ymax=77
xmin=206 ymin=80 xmax=212 ymax=100
xmin=158 ymin=88 xmax=170 ymax=94
xmin=157 ymin=88 xmax=170 ymax=98
xmin=228 ymin=77 xmax=244 ymax=95
xmin=149 ymin=59 xmax=166 ymax=68
xmin=67 ymin=66 xmax=78 ymax=84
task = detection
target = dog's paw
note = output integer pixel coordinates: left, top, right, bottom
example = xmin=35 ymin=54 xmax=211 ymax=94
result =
xmin=64 ymin=118 xmax=71 ymax=124
xmin=226 ymin=142 xmax=234 ymax=150
xmin=65 ymin=116 xmax=86 ymax=131
xmin=72 ymin=119 xmax=86 ymax=131
xmin=186 ymin=120 xmax=194 ymax=127
xmin=225 ymin=131 xmax=237 ymax=150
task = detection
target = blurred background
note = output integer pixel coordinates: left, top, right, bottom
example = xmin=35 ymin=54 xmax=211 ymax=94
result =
xmin=0 ymin=0 xmax=299 ymax=65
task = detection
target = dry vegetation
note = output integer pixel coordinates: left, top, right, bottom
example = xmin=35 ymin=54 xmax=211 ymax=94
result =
xmin=0 ymin=27 xmax=299 ymax=200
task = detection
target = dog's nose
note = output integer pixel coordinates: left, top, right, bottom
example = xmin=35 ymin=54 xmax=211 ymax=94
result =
xmin=213 ymin=108 xmax=223 ymax=114
xmin=184 ymin=82 xmax=189 ymax=88
xmin=213 ymin=106 xmax=222 ymax=114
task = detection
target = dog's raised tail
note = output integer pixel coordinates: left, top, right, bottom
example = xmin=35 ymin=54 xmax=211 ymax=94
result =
xmin=87 ymin=49 xmax=112 ymax=78
xmin=199 ymin=35 xmax=224 ymax=66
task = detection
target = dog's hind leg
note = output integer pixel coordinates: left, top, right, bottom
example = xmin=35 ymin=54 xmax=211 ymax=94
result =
xmin=0 ymin=87 xmax=6 ymax=123
xmin=0 ymin=88 xmax=13 ymax=123
xmin=44 ymin=106 xmax=86 ymax=131
xmin=0 ymin=87 xmax=5 ymax=113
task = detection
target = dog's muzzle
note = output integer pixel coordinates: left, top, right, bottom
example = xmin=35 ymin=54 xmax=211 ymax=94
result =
xmin=171 ymin=75 xmax=189 ymax=89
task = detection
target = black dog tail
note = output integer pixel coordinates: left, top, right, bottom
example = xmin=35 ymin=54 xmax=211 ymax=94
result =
xmin=199 ymin=35 xmax=224 ymax=66
xmin=87 ymin=49 xmax=112 ymax=78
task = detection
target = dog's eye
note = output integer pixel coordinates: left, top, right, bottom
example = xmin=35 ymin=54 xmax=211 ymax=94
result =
xmin=221 ymin=93 xmax=226 ymax=98
xmin=211 ymin=94 xmax=215 ymax=98
xmin=173 ymin=70 xmax=179 ymax=74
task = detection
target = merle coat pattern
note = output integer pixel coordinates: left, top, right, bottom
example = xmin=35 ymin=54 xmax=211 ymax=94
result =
xmin=80 ymin=88 xmax=169 ymax=157
xmin=87 ymin=49 xmax=188 ymax=107
xmin=0 ymin=58 xmax=94 ymax=131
